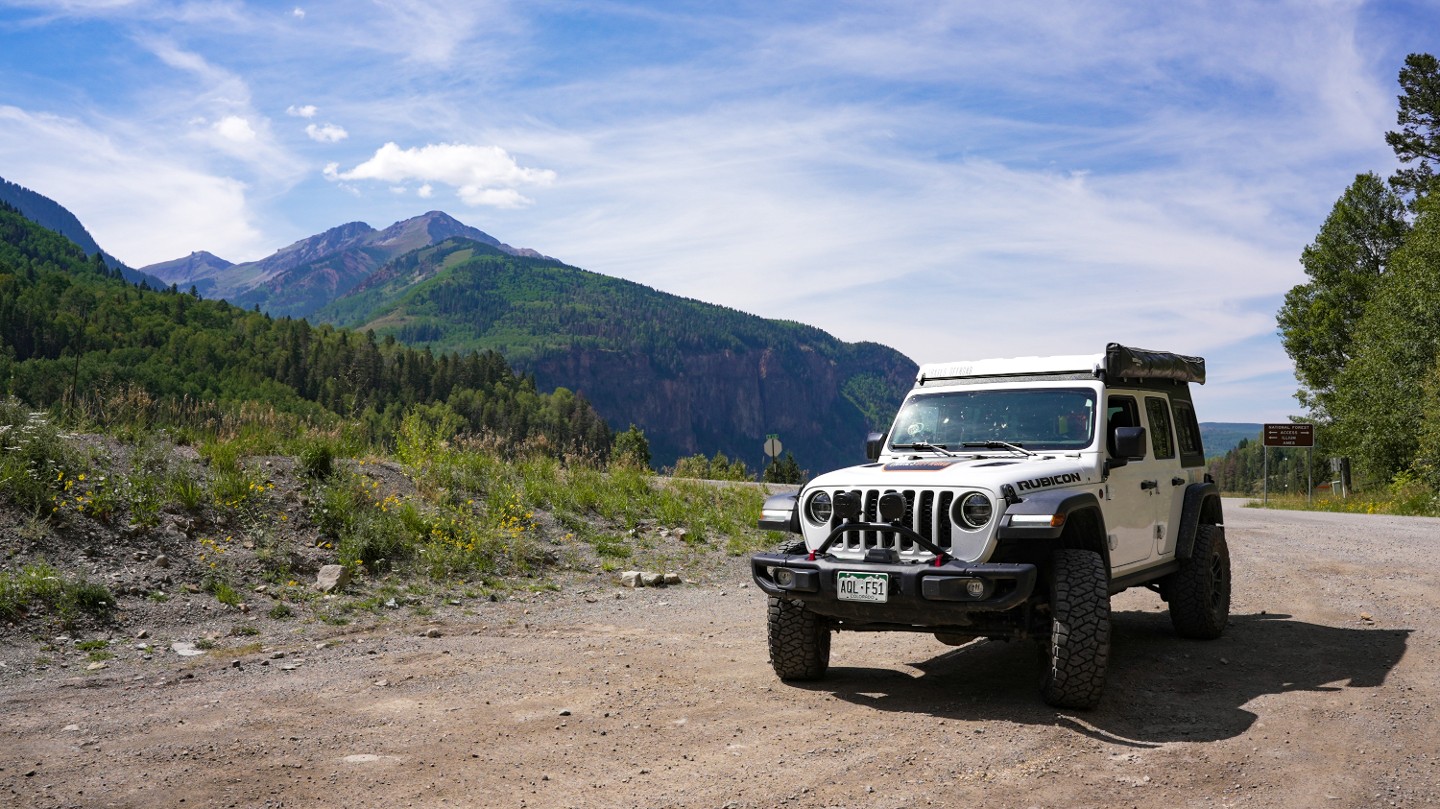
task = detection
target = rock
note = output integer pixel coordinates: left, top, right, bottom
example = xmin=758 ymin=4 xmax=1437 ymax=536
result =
xmin=171 ymin=642 xmax=204 ymax=657
xmin=641 ymin=572 xmax=665 ymax=587
xmin=423 ymin=628 xmax=443 ymax=638
xmin=86 ymin=662 xmax=107 ymax=671
xmin=314 ymin=565 xmax=351 ymax=593
xmin=620 ymin=571 xmax=643 ymax=588
xmin=136 ymin=629 xmax=150 ymax=639
xmin=663 ymin=573 xmax=682 ymax=586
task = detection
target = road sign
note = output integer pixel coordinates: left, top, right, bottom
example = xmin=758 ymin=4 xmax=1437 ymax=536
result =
xmin=1263 ymin=423 xmax=1314 ymax=447
xmin=763 ymin=435 xmax=782 ymax=458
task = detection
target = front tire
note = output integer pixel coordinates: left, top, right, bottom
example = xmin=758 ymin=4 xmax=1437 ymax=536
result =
xmin=1040 ymin=549 xmax=1110 ymax=709
xmin=1165 ymin=524 xmax=1231 ymax=639
xmin=767 ymin=596 xmax=831 ymax=680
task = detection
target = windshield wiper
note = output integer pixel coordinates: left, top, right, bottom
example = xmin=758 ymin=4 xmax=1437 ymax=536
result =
xmin=961 ymin=440 xmax=1035 ymax=457
xmin=891 ymin=441 xmax=956 ymax=457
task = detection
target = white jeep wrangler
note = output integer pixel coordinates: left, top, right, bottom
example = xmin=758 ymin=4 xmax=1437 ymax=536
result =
xmin=751 ymin=343 xmax=1229 ymax=709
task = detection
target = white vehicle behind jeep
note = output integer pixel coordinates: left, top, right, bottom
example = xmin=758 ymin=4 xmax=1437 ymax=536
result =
xmin=751 ymin=343 xmax=1230 ymax=708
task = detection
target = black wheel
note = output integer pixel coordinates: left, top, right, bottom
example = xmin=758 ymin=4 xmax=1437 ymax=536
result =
xmin=1165 ymin=524 xmax=1231 ymax=639
xmin=767 ymin=595 xmax=831 ymax=680
xmin=1040 ymin=549 xmax=1110 ymax=709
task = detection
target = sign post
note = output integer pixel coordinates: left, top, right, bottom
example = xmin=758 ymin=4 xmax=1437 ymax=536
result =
xmin=763 ymin=434 xmax=782 ymax=474
xmin=1262 ymin=423 xmax=1315 ymax=506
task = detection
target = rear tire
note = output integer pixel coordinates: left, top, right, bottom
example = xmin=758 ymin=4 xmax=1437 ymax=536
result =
xmin=1165 ymin=524 xmax=1231 ymax=639
xmin=1040 ymin=549 xmax=1110 ymax=709
xmin=767 ymin=596 xmax=831 ymax=680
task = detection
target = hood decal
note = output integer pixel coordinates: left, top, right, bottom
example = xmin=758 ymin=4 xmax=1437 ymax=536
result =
xmin=1015 ymin=472 xmax=1083 ymax=491
xmin=883 ymin=459 xmax=961 ymax=471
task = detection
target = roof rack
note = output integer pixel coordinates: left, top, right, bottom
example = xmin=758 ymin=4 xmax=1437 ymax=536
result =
xmin=915 ymin=343 xmax=1205 ymax=386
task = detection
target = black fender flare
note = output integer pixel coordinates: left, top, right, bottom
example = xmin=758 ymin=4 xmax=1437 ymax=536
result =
xmin=1175 ymin=482 xmax=1224 ymax=560
xmin=999 ymin=488 xmax=1110 ymax=571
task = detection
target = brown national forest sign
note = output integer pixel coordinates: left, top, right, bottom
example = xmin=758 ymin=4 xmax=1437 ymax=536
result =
xmin=1263 ymin=423 xmax=1315 ymax=448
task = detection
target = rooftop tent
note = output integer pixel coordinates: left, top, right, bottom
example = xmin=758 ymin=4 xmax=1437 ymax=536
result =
xmin=1104 ymin=343 xmax=1206 ymax=385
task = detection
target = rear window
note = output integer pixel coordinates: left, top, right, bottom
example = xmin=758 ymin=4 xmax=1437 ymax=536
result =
xmin=1145 ymin=397 xmax=1175 ymax=460
xmin=1172 ymin=399 xmax=1205 ymax=468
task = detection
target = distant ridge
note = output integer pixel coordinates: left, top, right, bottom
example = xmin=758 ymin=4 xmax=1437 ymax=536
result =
xmin=1199 ymin=422 xmax=1263 ymax=457
xmin=0 ymin=175 xmax=163 ymax=287
xmin=141 ymin=211 xmax=549 ymax=317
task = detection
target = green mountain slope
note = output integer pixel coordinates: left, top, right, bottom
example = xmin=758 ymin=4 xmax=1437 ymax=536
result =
xmin=317 ymin=238 xmax=917 ymax=472
xmin=0 ymin=202 xmax=610 ymax=455
xmin=1199 ymin=422 xmax=1263 ymax=458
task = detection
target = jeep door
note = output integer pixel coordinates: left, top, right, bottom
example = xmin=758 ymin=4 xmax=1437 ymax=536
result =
xmin=1104 ymin=394 xmax=1157 ymax=568
xmin=1141 ymin=394 xmax=1185 ymax=558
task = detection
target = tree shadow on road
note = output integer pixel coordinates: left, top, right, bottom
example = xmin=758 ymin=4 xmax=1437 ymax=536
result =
xmin=796 ymin=612 xmax=1410 ymax=747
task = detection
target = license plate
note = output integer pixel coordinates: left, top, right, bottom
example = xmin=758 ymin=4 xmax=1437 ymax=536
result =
xmin=837 ymin=571 xmax=889 ymax=603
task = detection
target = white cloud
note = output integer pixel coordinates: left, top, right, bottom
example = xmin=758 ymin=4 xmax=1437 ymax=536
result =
xmin=304 ymin=122 xmax=348 ymax=142
xmin=417 ymin=183 xmax=434 ymax=198
xmin=0 ymin=105 xmax=268 ymax=266
xmin=286 ymin=104 xmax=317 ymax=118
xmin=364 ymin=0 xmax=515 ymax=65
xmin=326 ymin=142 xmax=555 ymax=207
xmin=292 ymin=7 xmax=305 ymax=19
xmin=213 ymin=115 xmax=257 ymax=142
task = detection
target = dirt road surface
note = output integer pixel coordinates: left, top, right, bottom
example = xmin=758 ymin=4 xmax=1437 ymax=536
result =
xmin=4 ymin=500 xmax=1438 ymax=808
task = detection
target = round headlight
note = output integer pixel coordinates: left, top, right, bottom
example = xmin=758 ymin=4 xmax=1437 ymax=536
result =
xmin=805 ymin=491 xmax=833 ymax=525
xmin=953 ymin=492 xmax=993 ymax=530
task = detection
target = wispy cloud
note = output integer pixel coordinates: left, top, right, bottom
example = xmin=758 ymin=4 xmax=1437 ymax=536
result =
xmin=0 ymin=105 xmax=268 ymax=265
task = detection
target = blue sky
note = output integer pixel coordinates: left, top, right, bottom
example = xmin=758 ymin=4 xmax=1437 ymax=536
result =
xmin=1 ymin=1 xmax=1434 ymax=424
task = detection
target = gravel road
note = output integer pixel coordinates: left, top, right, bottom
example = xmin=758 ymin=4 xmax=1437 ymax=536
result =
xmin=3 ymin=500 xmax=1438 ymax=808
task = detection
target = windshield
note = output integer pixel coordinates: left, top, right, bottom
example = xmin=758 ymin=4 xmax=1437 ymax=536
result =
xmin=888 ymin=387 xmax=1097 ymax=453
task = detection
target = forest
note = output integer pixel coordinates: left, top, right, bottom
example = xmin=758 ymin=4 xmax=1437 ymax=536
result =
xmin=0 ymin=201 xmax=612 ymax=456
xmin=1274 ymin=52 xmax=1440 ymax=503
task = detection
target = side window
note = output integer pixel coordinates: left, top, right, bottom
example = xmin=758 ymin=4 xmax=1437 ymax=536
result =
xmin=1144 ymin=396 xmax=1175 ymax=460
xmin=1105 ymin=396 xmax=1140 ymax=457
xmin=1172 ymin=399 xmax=1205 ymax=468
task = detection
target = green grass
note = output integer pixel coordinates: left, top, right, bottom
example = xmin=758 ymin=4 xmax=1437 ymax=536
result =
xmin=1243 ymin=471 xmax=1440 ymax=517
xmin=0 ymin=563 xmax=113 ymax=622
xmin=2 ymin=410 xmax=772 ymax=626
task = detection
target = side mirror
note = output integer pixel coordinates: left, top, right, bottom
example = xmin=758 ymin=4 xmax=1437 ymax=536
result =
xmin=1114 ymin=426 xmax=1148 ymax=460
xmin=865 ymin=432 xmax=886 ymax=461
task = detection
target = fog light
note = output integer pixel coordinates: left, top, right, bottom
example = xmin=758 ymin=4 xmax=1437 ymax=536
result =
xmin=774 ymin=568 xmax=796 ymax=587
xmin=965 ymin=579 xmax=986 ymax=598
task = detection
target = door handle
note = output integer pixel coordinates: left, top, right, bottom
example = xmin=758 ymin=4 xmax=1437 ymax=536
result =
xmin=1171 ymin=477 xmax=1186 ymax=486
xmin=1140 ymin=480 xmax=1158 ymax=490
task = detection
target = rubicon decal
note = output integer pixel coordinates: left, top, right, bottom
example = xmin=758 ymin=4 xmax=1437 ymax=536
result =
xmin=1015 ymin=472 xmax=1083 ymax=491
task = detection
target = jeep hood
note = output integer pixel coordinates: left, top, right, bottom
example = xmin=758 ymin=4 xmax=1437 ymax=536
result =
xmin=806 ymin=454 xmax=1098 ymax=494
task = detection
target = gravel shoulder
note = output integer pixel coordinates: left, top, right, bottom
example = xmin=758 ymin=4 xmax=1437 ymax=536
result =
xmin=4 ymin=499 xmax=1439 ymax=808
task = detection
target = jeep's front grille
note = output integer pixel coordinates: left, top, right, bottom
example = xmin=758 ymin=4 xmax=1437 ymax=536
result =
xmin=827 ymin=489 xmax=954 ymax=558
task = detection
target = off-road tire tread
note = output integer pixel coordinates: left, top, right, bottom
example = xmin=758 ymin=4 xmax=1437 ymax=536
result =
xmin=1040 ymin=549 xmax=1110 ymax=709
xmin=1166 ymin=524 xmax=1231 ymax=639
xmin=767 ymin=595 xmax=831 ymax=680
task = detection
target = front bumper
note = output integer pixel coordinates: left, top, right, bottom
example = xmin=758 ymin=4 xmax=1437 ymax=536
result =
xmin=750 ymin=552 xmax=1038 ymax=627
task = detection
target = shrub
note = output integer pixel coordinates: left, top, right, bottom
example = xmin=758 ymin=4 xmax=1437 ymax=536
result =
xmin=298 ymin=438 xmax=335 ymax=479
